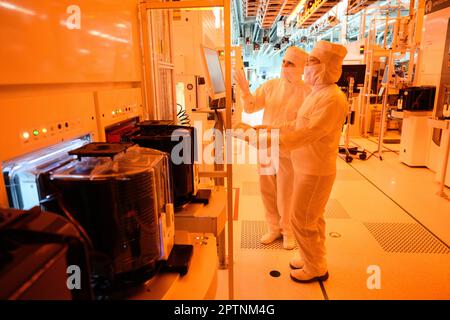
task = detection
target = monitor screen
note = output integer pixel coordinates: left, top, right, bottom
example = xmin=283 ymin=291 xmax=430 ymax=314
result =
xmin=201 ymin=46 xmax=226 ymax=99
xmin=336 ymin=64 xmax=366 ymax=93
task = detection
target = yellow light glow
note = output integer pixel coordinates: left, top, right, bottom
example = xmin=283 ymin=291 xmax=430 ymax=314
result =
xmin=0 ymin=1 xmax=36 ymax=16
xmin=22 ymin=132 xmax=30 ymax=139
xmin=88 ymin=30 xmax=129 ymax=44
xmin=42 ymin=128 xmax=48 ymax=134
xmin=287 ymin=0 xmax=307 ymax=24
xmin=78 ymin=48 xmax=91 ymax=55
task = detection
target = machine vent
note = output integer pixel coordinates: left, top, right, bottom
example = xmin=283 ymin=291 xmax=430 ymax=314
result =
xmin=240 ymin=220 xmax=298 ymax=249
xmin=325 ymin=199 xmax=351 ymax=219
xmin=363 ymin=222 xmax=450 ymax=254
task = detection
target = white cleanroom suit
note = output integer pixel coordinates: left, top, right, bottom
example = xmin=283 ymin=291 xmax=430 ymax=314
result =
xmin=235 ymin=46 xmax=311 ymax=249
xmin=279 ymin=41 xmax=348 ymax=282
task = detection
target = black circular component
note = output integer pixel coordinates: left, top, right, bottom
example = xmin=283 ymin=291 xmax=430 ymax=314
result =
xmin=68 ymin=142 xmax=133 ymax=159
xmin=187 ymin=83 xmax=194 ymax=90
xmin=359 ymin=152 xmax=367 ymax=160
xmin=269 ymin=270 xmax=281 ymax=277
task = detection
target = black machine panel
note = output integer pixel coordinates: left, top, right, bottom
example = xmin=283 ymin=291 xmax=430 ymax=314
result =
xmin=46 ymin=143 xmax=172 ymax=292
xmin=131 ymin=121 xmax=197 ymax=207
xmin=336 ymin=64 xmax=367 ymax=93
xmin=0 ymin=207 xmax=92 ymax=300
xmin=398 ymin=86 xmax=436 ymax=111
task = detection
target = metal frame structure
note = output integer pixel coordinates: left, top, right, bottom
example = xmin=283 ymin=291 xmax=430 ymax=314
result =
xmin=242 ymin=0 xmax=260 ymax=17
xmin=257 ymin=0 xmax=284 ymax=29
xmin=139 ymin=5 xmax=177 ymax=121
xmin=359 ymin=1 xmax=418 ymax=160
xmin=347 ymin=0 xmax=378 ymax=15
xmin=296 ymin=0 xmax=340 ymax=28
xmin=280 ymin=0 xmax=301 ymax=16
xmin=138 ymin=0 xmax=234 ymax=299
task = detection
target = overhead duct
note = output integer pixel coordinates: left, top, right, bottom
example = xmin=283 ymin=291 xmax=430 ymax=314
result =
xmin=253 ymin=23 xmax=262 ymax=42
xmin=269 ymin=17 xmax=282 ymax=42
xmin=234 ymin=0 xmax=244 ymax=37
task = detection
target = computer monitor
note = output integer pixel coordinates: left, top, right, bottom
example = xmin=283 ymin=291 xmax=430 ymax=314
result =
xmin=200 ymin=45 xmax=226 ymax=100
xmin=336 ymin=64 xmax=366 ymax=93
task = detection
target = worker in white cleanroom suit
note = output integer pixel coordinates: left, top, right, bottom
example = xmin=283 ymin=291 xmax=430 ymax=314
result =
xmin=234 ymin=46 xmax=311 ymax=250
xmin=279 ymin=41 xmax=348 ymax=282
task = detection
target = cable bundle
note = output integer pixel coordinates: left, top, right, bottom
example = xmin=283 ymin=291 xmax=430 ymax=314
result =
xmin=177 ymin=103 xmax=191 ymax=126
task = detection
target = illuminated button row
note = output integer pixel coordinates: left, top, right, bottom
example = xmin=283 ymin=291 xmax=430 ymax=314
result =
xmin=22 ymin=122 xmax=72 ymax=141
xmin=22 ymin=128 xmax=47 ymax=140
xmin=112 ymin=106 xmax=134 ymax=116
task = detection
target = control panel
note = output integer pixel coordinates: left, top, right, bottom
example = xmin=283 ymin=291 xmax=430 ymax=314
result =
xmin=0 ymin=92 xmax=98 ymax=161
xmin=94 ymin=88 xmax=144 ymax=141
xmin=20 ymin=118 xmax=84 ymax=144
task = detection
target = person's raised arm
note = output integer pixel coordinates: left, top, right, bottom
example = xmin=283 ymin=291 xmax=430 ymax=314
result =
xmin=234 ymin=68 xmax=266 ymax=114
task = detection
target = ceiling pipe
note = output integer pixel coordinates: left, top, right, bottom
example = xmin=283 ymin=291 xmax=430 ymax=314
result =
xmin=233 ymin=0 xmax=243 ymax=36
xmin=253 ymin=23 xmax=261 ymax=42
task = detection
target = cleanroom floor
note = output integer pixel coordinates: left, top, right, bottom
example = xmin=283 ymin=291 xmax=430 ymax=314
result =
xmin=213 ymin=137 xmax=450 ymax=300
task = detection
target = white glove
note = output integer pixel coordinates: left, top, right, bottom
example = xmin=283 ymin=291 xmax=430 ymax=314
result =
xmin=234 ymin=68 xmax=250 ymax=95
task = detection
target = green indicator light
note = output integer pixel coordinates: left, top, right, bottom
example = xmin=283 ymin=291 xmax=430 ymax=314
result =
xmin=33 ymin=130 xmax=39 ymax=136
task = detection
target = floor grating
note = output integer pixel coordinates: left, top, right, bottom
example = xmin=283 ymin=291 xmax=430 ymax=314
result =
xmin=363 ymin=222 xmax=450 ymax=254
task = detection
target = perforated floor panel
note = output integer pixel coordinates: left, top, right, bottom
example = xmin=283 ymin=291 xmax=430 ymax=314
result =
xmin=240 ymin=220 xmax=298 ymax=249
xmin=363 ymin=222 xmax=450 ymax=254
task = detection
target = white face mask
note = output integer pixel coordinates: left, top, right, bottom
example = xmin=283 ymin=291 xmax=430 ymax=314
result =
xmin=304 ymin=64 xmax=326 ymax=86
xmin=281 ymin=66 xmax=302 ymax=83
